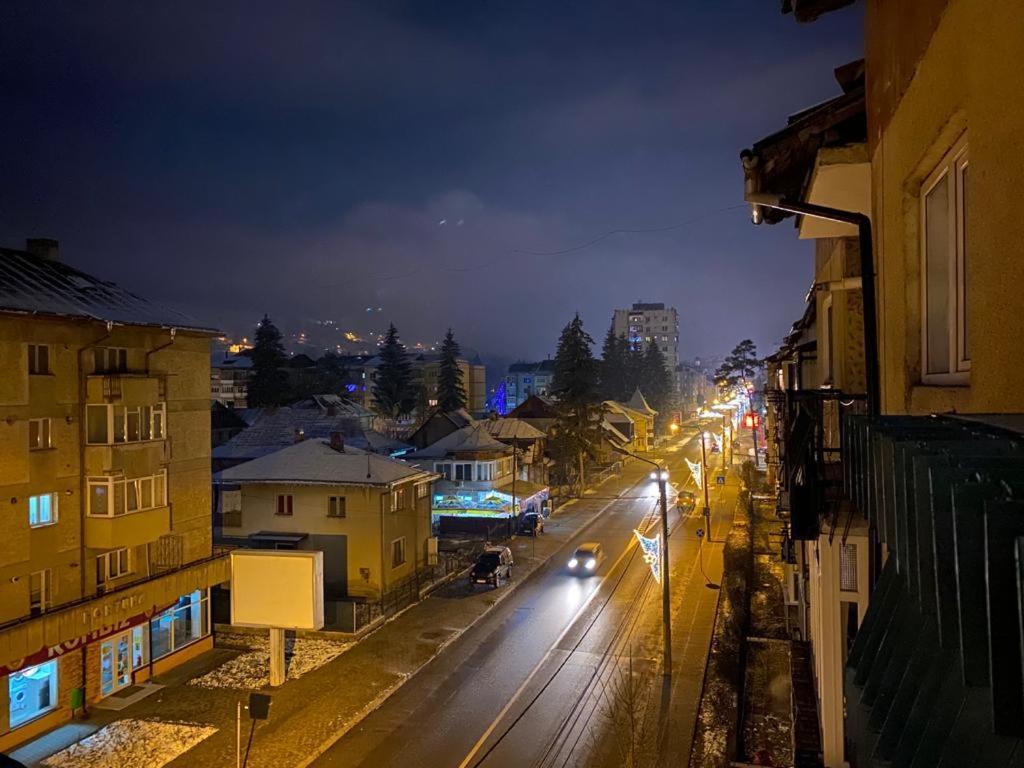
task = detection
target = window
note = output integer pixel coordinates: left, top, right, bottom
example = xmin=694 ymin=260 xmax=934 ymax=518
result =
xmin=29 ymin=569 xmax=51 ymax=616
xmin=840 ymin=543 xmax=858 ymax=592
xmin=454 ymin=463 xmax=473 ymax=481
xmin=391 ymin=537 xmax=407 ymax=568
xmin=9 ymin=661 xmax=57 ymax=728
xmin=97 ymin=548 xmax=132 ymax=583
xmin=85 ymin=404 xmax=166 ymax=444
xmin=416 ymin=483 xmax=428 ymax=499
xmin=391 ymin=486 xmax=408 ymax=511
xmin=29 ymin=418 xmax=52 ymax=451
xmin=28 ymin=493 xmax=57 ymax=527
xmin=434 ymin=462 xmax=452 ymax=480
xmin=150 ymin=589 xmax=209 ymax=661
xmin=93 ymin=347 xmax=128 ymax=374
xmin=921 ymin=136 xmax=969 ymax=380
xmin=276 ymin=494 xmax=293 ymax=516
xmin=476 ymin=462 xmax=493 ymax=481
xmin=87 ymin=471 xmax=167 ymax=516
xmin=28 ymin=344 xmax=49 ymax=375
xmin=328 ymin=496 xmax=346 ymax=518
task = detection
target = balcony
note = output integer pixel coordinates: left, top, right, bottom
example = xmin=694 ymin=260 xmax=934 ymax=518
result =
xmin=841 ymin=413 xmax=1024 ymax=766
xmin=84 ymin=506 xmax=171 ymax=549
xmin=84 ymin=440 xmax=169 ymax=475
xmin=766 ymin=388 xmax=866 ymax=542
xmin=85 ymin=373 xmax=160 ymax=404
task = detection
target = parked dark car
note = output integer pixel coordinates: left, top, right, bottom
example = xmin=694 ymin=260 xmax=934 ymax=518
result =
xmin=471 ymin=546 xmax=514 ymax=587
xmin=518 ymin=512 xmax=545 ymax=536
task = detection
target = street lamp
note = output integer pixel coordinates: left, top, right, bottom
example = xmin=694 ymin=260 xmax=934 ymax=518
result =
xmin=745 ymin=381 xmax=760 ymax=469
xmin=699 ymin=431 xmax=713 ymax=542
xmin=614 ymin=446 xmax=672 ymax=678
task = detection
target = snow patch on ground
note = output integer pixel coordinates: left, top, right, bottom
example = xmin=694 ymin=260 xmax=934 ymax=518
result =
xmin=188 ymin=632 xmax=350 ymax=690
xmin=41 ymin=719 xmax=215 ymax=768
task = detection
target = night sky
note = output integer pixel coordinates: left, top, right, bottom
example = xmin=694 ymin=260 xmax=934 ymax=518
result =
xmin=0 ymin=1 xmax=862 ymax=366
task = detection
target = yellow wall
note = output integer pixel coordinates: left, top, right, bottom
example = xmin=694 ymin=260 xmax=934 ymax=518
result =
xmin=0 ymin=313 xmax=215 ymax=637
xmin=229 ymin=479 xmax=432 ymax=599
xmin=869 ymin=0 xmax=1024 ymax=414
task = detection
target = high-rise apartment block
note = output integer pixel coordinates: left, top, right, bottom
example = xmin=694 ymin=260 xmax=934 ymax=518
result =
xmin=611 ymin=302 xmax=679 ymax=372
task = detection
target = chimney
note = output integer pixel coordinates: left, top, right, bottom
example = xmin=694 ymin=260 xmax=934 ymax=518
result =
xmin=26 ymin=238 xmax=60 ymax=262
xmin=329 ymin=431 xmax=344 ymax=452
xmin=293 ymin=428 xmax=305 ymax=443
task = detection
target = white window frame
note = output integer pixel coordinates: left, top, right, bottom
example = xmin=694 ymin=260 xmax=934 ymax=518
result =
xmin=29 ymin=569 xmax=52 ymax=615
xmin=98 ymin=548 xmax=132 ymax=583
xmin=29 ymin=418 xmax=52 ymax=451
xmin=28 ymin=492 xmax=58 ymax=527
xmin=920 ymin=135 xmax=969 ymax=383
xmin=87 ymin=470 xmax=167 ymax=517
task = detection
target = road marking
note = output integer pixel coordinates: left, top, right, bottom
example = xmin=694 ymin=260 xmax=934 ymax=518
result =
xmin=456 ymin=476 xmax=652 ymax=768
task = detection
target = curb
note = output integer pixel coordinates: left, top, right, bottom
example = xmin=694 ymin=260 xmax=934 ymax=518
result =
xmin=293 ymin=469 xmax=649 ymax=768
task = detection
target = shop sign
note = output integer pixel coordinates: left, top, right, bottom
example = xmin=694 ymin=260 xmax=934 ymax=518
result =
xmin=0 ymin=595 xmax=170 ymax=676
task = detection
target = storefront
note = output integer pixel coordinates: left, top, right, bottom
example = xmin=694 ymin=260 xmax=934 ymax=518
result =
xmin=432 ymin=484 xmax=549 ymax=536
xmin=0 ymin=555 xmax=228 ymax=752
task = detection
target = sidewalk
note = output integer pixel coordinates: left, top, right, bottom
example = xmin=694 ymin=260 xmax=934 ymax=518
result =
xmin=11 ymin=461 xmax=653 ymax=768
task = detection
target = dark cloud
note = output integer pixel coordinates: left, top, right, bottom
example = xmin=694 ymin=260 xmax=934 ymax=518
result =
xmin=0 ymin=0 xmax=862 ymax=362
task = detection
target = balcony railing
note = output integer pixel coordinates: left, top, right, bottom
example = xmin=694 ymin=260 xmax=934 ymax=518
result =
xmin=841 ymin=413 xmax=1024 ymax=766
xmin=766 ymin=389 xmax=867 ymax=541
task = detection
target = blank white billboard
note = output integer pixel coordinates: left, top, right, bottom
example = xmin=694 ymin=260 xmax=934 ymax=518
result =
xmin=230 ymin=550 xmax=324 ymax=630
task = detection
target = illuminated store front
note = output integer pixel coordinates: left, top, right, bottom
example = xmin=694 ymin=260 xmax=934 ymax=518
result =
xmin=8 ymin=662 xmax=57 ymax=728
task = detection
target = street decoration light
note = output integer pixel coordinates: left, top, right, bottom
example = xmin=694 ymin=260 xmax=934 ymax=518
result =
xmin=612 ymin=446 xmax=672 ymax=678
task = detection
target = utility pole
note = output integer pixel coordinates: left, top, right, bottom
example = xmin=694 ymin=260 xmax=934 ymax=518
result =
xmin=700 ymin=431 xmax=712 ymax=541
xmin=746 ymin=384 xmax=760 ymax=469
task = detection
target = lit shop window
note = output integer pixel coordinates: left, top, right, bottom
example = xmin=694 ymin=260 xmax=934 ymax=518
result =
xmin=150 ymin=590 xmax=210 ymax=661
xmin=9 ymin=661 xmax=57 ymax=728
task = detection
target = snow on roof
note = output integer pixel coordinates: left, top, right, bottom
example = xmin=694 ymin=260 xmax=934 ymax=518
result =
xmin=221 ymin=438 xmax=430 ymax=486
xmin=0 ymin=246 xmax=219 ymax=333
xmin=479 ymin=418 xmax=546 ymax=441
xmin=211 ymin=353 xmax=253 ymax=369
xmin=406 ymin=423 xmax=513 ymax=459
xmin=626 ymin=388 xmax=658 ymax=415
xmin=212 ymin=407 xmax=409 ymax=461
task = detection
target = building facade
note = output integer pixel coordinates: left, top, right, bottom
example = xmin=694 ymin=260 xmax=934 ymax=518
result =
xmin=612 ymin=302 xmax=679 ymax=372
xmin=503 ymin=360 xmax=555 ymax=413
xmin=210 ymin=353 xmax=252 ymax=408
xmin=0 ymin=240 xmax=228 ymax=751
xmin=745 ymin=1 xmax=1024 ymax=765
xmin=219 ymin=435 xmax=435 ymax=603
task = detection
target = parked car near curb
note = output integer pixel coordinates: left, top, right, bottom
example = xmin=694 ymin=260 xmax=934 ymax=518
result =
xmin=518 ymin=512 xmax=545 ymax=536
xmin=471 ymin=546 xmax=514 ymax=587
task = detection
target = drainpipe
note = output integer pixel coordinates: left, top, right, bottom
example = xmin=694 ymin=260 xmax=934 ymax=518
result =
xmin=76 ymin=320 xmax=114 ymax=714
xmin=746 ymin=193 xmax=880 ymax=417
xmin=145 ymin=328 xmax=177 ymax=372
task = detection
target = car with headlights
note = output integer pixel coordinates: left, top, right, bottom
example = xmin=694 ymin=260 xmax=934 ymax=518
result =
xmin=567 ymin=542 xmax=605 ymax=575
xmin=676 ymin=490 xmax=697 ymax=514
xmin=470 ymin=546 xmax=514 ymax=587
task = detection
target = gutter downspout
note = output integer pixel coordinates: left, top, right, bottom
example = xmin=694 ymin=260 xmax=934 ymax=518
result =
xmin=145 ymin=328 xmax=177 ymax=373
xmin=746 ymin=192 xmax=880 ymax=418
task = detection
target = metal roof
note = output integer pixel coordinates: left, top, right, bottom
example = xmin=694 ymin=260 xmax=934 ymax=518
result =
xmin=0 ymin=246 xmax=219 ymax=333
xmin=406 ymin=424 xmax=513 ymax=459
xmin=479 ymin=418 xmax=546 ymax=441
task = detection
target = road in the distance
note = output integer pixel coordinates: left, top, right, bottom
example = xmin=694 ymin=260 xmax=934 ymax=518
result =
xmin=313 ymin=429 xmax=727 ymax=768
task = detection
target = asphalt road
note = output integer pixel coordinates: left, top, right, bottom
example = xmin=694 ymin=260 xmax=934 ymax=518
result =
xmin=312 ymin=428 xmax=732 ymax=768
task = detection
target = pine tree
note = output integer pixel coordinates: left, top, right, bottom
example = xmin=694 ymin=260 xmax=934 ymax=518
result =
xmin=551 ymin=314 xmax=603 ymax=493
xmin=600 ymin=325 xmax=629 ymax=402
xmin=436 ymin=328 xmax=467 ymax=412
xmin=373 ymin=324 xmax=416 ymax=417
xmin=715 ymin=339 xmax=760 ymax=396
xmin=247 ymin=314 xmax=290 ymax=407
xmin=640 ymin=342 xmax=674 ymax=425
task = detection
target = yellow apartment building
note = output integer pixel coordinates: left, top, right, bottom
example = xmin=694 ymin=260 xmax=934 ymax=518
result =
xmin=219 ymin=433 xmax=436 ymax=603
xmin=0 ymin=239 xmax=228 ymax=751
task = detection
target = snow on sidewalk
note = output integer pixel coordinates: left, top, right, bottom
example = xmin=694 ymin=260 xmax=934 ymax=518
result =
xmin=188 ymin=632 xmax=350 ymax=690
xmin=40 ymin=719 xmax=216 ymax=768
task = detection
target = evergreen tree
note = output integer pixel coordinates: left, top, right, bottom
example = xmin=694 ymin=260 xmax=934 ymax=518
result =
xmin=640 ymin=342 xmax=674 ymax=425
xmin=436 ymin=328 xmax=467 ymax=412
xmin=715 ymin=339 xmax=760 ymax=396
xmin=624 ymin=341 xmax=646 ymax=396
xmin=551 ymin=314 xmax=603 ymax=493
xmin=373 ymin=323 xmax=417 ymax=417
xmin=247 ymin=314 xmax=290 ymax=407
xmin=599 ymin=325 xmax=629 ymax=402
